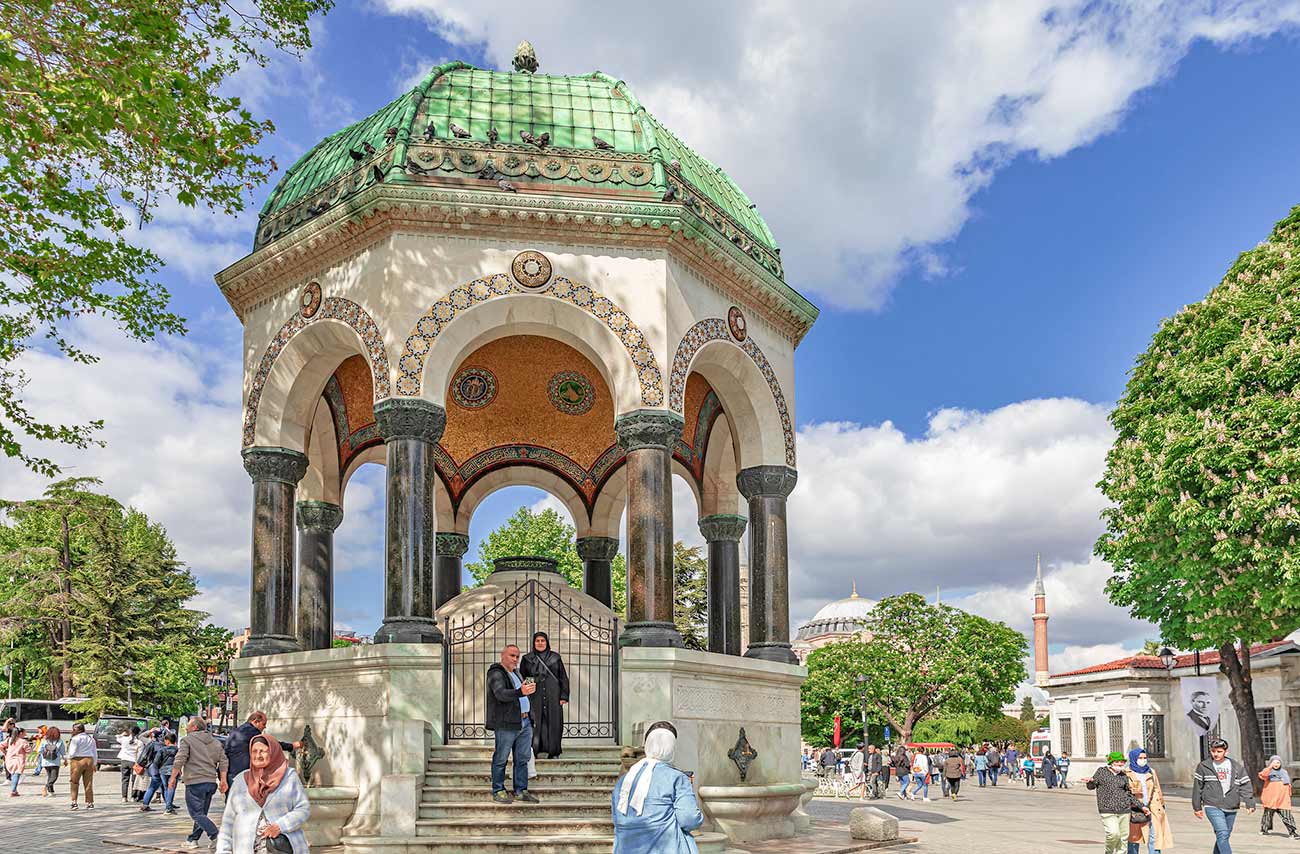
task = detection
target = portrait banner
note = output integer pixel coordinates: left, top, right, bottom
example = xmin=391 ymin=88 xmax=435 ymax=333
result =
xmin=1180 ymin=676 xmax=1220 ymax=736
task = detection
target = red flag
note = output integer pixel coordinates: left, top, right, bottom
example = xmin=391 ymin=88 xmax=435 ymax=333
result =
xmin=833 ymin=715 xmax=842 ymax=748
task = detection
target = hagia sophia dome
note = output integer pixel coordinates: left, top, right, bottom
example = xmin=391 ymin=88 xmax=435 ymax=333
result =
xmin=792 ymin=582 xmax=875 ymax=663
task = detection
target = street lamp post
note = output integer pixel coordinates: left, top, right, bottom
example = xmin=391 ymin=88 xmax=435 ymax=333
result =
xmin=855 ymin=674 xmax=868 ymax=744
xmin=123 ymin=666 xmax=134 ymax=717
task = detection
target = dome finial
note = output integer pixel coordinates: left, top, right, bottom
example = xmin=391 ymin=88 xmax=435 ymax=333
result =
xmin=850 ymin=580 xmax=858 ymax=599
xmin=513 ymin=40 xmax=539 ymax=74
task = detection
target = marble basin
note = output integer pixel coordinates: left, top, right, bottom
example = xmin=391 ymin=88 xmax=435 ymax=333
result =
xmin=305 ymin=786 xmax=359 ymax=847
xmin=697 ymin=783 xmax=805 ymax=843
xmin=792 ymin=777 xmax=819 ymax=831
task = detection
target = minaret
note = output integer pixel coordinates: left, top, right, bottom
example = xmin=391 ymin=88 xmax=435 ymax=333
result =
xmin=1032 ymin=554 xmax=1049 ymax=685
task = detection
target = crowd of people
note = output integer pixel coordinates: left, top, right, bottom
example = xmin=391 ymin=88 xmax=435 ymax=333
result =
xmin=804 ymin=741 xmax=1074 ymax=803
xmin=3 ymin=711 xmax=308 ymax=852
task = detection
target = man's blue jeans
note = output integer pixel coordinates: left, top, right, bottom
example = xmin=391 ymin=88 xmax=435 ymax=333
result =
xmin=183 ymin=782 xmax=218 ymax=842
xmin=1205 ymin=806 xmax=1237 ymax=854
xmin=142 ymin=770 xmax=176 ymax=809
xmin=977 ymin=769 xmax=987 ymax=786
xmin=492 ymin=720 xmax=532 ymax=794
xmin=909 ymin=775 xmax=928 ymax=799
xmin=990 ymin=767 xmax=999 ymax=785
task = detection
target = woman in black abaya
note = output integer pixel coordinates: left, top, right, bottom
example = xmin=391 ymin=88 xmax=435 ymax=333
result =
xmin=520 ymin=631 xmax=569 ymax=759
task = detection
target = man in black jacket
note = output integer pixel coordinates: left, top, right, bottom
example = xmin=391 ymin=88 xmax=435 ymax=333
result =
xmin=1193 ymin=738 xmax=1256 ymax=851
xmin=487 ymin=644 xmax=538 ymax=804
xmin=223 ymin=711 xmax=299 ymax=780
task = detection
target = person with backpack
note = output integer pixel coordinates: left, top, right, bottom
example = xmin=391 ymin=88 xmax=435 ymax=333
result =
xmin=942 ymin=750 xmax=964 ymax=801
xmin=36 ymin=726 xmax=66 ymax=797
xmin=986 ymin=746 xmax=1002 ymax=786
xmin=142 ymin=732 xmax=180 ymax=813
xmin=1192 ymin=737 xmax=1256 ymax=853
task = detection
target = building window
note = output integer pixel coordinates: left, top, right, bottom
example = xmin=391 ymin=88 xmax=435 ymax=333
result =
xmin=1142 ymin=715 xmax=1166 ymax=758
xmin=1060 ymin=718 xmax=1073 ymax=755
xmin=1289 ymin=707 xmax=1300 ymax=757
xmin=1084 ymin=717 xmax=1098 ymax=757
xmin=1258 ymin=708 xmax=1278 ymax=756
xmin=1108 ymin=715 xmax=1124 ymax=754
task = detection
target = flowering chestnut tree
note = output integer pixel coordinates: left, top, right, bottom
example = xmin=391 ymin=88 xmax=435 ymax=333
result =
xmin=1097 ymin=205 xmax=1300 ymax=780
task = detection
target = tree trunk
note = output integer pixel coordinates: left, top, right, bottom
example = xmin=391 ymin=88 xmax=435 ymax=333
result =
xmin=1219 ymin=640 xmax=1265 ymax=794
xmin=58 ymin=513 xmax=74 ymax=698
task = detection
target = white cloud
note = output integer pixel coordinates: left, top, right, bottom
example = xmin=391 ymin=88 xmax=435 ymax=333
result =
xmin=788 ymin=398 xmax=1142 ymax=649
xmin=375 ymin=0 xmax=1300 ymax=308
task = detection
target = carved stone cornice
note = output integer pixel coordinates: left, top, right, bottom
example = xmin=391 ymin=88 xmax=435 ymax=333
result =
xmin=214 ymin=183 xmax=818 ymax=345
xmin=296 ymin=501 xmax=344 ymax=532
xmin=435 ymin=532 xmax=470 ymax=558
xmin=374 ymin=398 xmax=446 ymax=443
xmin=736 ymin=465 xmax=798 ymax=500
xmin=615 ymin=409 xmax=685 ymax=452
xmin=698 ymin=514 xmax=748 ymax=543
xmin=575 ymin=536 xmax=620 ymax=562
xmin=242 ymin=447 xmax=309 ymax=486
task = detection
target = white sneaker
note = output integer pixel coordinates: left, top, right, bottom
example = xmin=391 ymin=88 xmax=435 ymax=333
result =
xmin=183 ymin=843 xmax=199 ymax=850
xmin=923 ymin=797 xmax=931 ymax=802
xmin=897 ymin=791 xmax=905 ymax=800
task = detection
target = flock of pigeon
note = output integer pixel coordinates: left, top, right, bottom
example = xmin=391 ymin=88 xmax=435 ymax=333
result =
xmin=343 ymin=122 xmax=696 ymax=204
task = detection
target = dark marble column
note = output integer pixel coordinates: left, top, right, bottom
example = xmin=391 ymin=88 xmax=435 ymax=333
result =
xmin=373 ymin=398 xmax=445 ymax=644
xmin=296 ymin=500 xmax=343 ymax=651
xmin=699 ymin=514 xmax=748 ymax=656
xmin=738 ymin=465 xmax=799 ymax=664
xmin=434 ymin=532 xmax=469 ymax=610
xmin=616 ymin=410 xmax=684 ymax=647
xmin=576 ymin=536 xmax=619 ymax=609
xmin=241 ymin=447 xmax=308 ymax=657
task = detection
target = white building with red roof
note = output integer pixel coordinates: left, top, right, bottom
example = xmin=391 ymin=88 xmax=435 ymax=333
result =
xmin=1043 ymin=641 xmax=1300 ymax=783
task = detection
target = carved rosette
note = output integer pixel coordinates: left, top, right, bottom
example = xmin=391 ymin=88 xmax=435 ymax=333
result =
xmin=296 ymin=501 xmax=343 ymax=533
xmin=575 ymin=536 xmax=620 ymax=562
xmin=436 ymin=532 xmax=470 ymax=558
xmin=615 ymin=409 xmax=685 ymax=452
xmin=736 ymin=465 xmax=798 ymax=500
xmin=698 ymin=514 xmax=748 ymax=543
xmin=374 ymin=398 xmax=446 ymax=443
xmin=242 ymin=447 xmax=309 ymax=486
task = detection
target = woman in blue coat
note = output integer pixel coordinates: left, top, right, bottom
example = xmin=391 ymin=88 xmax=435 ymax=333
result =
xmin=612 ymin=721 xmax=703 ymax=854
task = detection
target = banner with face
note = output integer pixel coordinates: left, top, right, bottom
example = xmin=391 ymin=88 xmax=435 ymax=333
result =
xmin=1180 ymin=676 xmax=1220 ymax=736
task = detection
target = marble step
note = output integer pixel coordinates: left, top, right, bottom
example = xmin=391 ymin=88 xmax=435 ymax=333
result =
xmin=415 ymin=817 xmax=615 ymax=838
xmin=431 ymin=744 xmax=622 ymax=759
xmin=418 ymin=799 xmax=611 ymax=819
xmin=424 ymin=769 xmax=621 ymax=789
xmin=339 ymin=835 xmax=615 ymax=854
xmin=421 ymin=784 xmax=611 ymax=802
xmin=427 ymin=760 xmax=623 ymax=775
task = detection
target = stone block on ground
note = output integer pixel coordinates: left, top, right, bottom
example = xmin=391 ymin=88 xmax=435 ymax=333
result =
xmin=849 ymin=806 xmax=898 ymax=841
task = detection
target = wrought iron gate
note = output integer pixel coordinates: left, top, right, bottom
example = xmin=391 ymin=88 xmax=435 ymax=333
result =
xmin=442 ymin=577 xmax=619 ymax=742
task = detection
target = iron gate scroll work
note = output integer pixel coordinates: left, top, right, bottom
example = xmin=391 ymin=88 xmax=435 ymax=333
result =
xmin=443 ymin=576 xmax=620 ymax=742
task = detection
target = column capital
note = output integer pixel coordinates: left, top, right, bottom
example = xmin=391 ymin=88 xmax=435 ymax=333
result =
xmin=435 ymin=532 xmax=470 ymax=558
xmin=698 ymin=514 xmax=748 ymax=543
xmin=737 ymin=465 xmax=798 ymax=499
xmin=615 ymin=409 xmax=684 ymax=452
xmin=575 ymin=536 xmax=620 ymax=561
xmin=296 ymin=500 xmax=343 ymax=532
xmin=242 ymin=447 xmax=308 ymax=486
xmin=374 ymin=398 xmax=446 ymax=442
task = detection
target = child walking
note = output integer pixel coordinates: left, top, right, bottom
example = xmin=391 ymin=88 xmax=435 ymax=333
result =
xmin=1259 ymin=755 xmax=1299 ymax=838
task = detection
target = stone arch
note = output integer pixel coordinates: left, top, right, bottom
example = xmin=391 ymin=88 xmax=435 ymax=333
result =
xmin=243 ymin=296 xmax=390 ymax=450
xmin=700 ymin=413 xmax=744 ymax=518
xmin=452 ymin=468 xmax=590 ymax=538
xmin=588 ymin=459 xmax=703 ymax=539
xmin=669 ymin=319 xmax=795 ymax=467
xmin=300 ymin=397 xmax=342 ymax=504
xmin=395 ymin=274 xmax=663 ymax=410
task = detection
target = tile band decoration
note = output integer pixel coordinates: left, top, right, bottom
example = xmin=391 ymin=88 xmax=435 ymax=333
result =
xmin=669 ymin=317 xmax=796 ymax=467
xmin=395 ymin=272 xmax=664 ymax=407
xmin=242 ymin=296 xmax=390 ymax=448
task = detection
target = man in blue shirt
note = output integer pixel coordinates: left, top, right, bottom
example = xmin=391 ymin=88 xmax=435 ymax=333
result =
xmin=485 ymin=644 xmax=538 ymax=804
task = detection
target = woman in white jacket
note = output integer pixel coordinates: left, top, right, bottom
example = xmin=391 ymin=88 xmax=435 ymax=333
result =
xmin=215 ymin=735 xmax=311 ymax=854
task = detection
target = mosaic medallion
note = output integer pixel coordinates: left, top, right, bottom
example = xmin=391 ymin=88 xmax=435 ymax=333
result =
xmin=451 ymin=366 xmax=497 ymax=410
xmin=300 ymin=282 xmax=322 ymax=319
xmin=511 ymin=250 xmax=553 ymax=291
xmin=727 ymin=305 xmax=748 ymax=342
xmin=548 ymin=371 xmax=595 ymax=415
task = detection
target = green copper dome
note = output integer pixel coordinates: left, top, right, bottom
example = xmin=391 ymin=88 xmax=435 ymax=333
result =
xmin=257 ymin=61 xmax=779 ymax=263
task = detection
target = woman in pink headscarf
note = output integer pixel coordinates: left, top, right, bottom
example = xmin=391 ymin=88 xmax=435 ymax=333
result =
xmin=215 ymin=735 xmax=311 ymax=853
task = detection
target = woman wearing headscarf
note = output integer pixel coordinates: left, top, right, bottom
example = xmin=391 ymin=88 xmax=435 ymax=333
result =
xmin=215 ymin=735 xmax=311 ymax=854
xmin=520 ymin=631 xmax=570 ymax=759
xmin=1259 ymin=755 xmax=1299 ymax=838
xmin=1125 ymin=747 xmax=1171 ymax=854
xmin=612 ymin=722 xmax=703 ymax=854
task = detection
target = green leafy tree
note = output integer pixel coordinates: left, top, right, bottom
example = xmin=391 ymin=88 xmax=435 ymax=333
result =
xmin=977 ymin=715 xmax=1031 ymax=748
xmin=466 ymin=507 xmax=628 ymax=616
xmin=803 ymin=593 xmax=1026 ymax=744
xmin=1141 ymin=639 xmax=1163 ymax=656
xmin=0 ymin=479 xmax=215 ymax=716
xmin=0 ymin=0 xmax=331 ymax=475
xmin=1097 ymin=205 xmax=1300 ymax=781
xmin=912 ymin=713 xmax=981 ymax=746
xmin=799 ymin=640 xmax=872 ymax=747
xmin=1018 ymin=695 xmax=1037 ymax=723
xmin=673 ymin=542 xmax=708 ymax=651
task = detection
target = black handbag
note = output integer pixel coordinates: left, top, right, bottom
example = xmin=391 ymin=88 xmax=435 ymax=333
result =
xmin=266 ymin=832 xmax=294 ymax=854
xmin=1130 ymin=807 xmax=1151 ymax=826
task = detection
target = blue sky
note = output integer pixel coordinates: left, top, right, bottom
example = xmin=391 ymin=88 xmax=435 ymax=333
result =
xmin=4 ymin=3 xmax=1299 ymax=671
